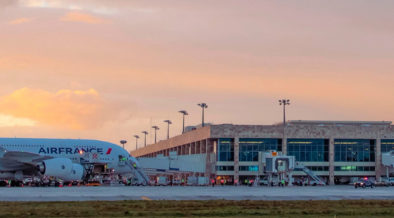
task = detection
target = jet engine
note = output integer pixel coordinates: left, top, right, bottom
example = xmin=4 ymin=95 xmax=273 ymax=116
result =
xmin=62 ymin=163 xmax=84 ymax=181
xmin=37 ymin=158 xmax=84 ymax=181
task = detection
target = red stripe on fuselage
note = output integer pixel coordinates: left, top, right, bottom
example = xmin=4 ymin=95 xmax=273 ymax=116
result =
xmin=106 ymin=148 xmax=112 ymax=154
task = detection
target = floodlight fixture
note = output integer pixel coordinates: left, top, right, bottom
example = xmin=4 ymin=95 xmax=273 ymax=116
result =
xmin=197 ymin=103 xmax=208 ymax=127
xmin=141 ymin=131 xmax=148 ymax=147
xmin=133 ymin=135 xmax=140 ymax=150
xmin=164 ymin=120 xmax=172 ymax=139
xmin=178 ymin=110 xmax=189 ymax=134
xmin=120 ymin=140 xmax=127 ymax=149
xmin=152 ymin=126 xmax=159 ymax=144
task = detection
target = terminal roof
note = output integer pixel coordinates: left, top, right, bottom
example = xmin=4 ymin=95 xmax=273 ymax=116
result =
xmin=287 ymin=120 xmax=392 ymax=125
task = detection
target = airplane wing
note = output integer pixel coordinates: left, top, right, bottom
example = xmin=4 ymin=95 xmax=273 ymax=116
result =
xmin=2 ymin=151 xmax=52 ymax=163
xmin=0 ymin=149 xmax=53 ymax=172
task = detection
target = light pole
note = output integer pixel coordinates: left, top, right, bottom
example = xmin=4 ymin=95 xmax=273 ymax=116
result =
xmin=279 ymin=99 xmax=290 ymax=126
xmin=133 ymin=135 xmax=139 ymax=150
xmin=197 ymin=103 xmax=208 ymax=127
xmin=120 ymin=140 xmax=127 ymax=149
xmin=141 ymin=131 xmax=148 ymax=147
xmin=279 ymin=99 xmax=290 ymax=154
xmin=178 ymin=110 xmax=188 ymax=134
xmin=152 ymin=126 xmax=159 ymax=144
xmin=164 ymin=120 xmax=172 ymax=139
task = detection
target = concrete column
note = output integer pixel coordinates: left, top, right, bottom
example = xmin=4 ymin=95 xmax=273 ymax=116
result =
xmin=282 ymin=137 xmax=287 ymax=155
xmin=213 ymin=140 xmax=217 ymax=161
xmin=234 ymin=137 xmax=240 ymax=183
xmin=329 ymin=137 xmax=335 ymax=185
xmin=188 ymin=143 xmax=192 ymax=155
xmin=375 ymin=138 xmax=382 ymax=181
xmin=205 ymin=139 xmax=215 ymax=178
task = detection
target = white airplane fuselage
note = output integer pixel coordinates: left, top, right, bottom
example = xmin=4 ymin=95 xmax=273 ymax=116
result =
xmin=0 ymin=138 xmax=138 ymax=180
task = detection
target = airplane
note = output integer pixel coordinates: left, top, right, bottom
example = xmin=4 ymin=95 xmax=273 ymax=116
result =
xmin=0 ymin=138 xmax=148 ymax=185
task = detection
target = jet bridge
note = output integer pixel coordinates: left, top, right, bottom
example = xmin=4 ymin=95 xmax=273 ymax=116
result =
xmin=262 ymin=151 xmax=325 ymax=186
xmin=263 ymin=151 xmax=295 ymax=186
xmin=382 ymin=151 xmax=394 ymax=179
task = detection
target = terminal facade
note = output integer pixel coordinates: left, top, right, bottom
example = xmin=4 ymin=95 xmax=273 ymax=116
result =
xmin=130 ymin=121 xmax=394 ymax=185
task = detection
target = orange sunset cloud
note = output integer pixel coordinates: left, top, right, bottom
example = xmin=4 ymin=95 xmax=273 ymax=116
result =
xmin=0 ymin=88 xmax=113 ymax=130
xmin=8 ymin=17 xmax=33 ymax=25
xmin=60 ymin=11 xmax=106 ymax=24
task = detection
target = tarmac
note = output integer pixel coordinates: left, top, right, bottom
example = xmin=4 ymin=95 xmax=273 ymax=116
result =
xmin=0 ymin=185 xmax=393 ymax=201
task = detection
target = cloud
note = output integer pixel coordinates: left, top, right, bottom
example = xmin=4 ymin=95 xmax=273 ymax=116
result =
xmin=19 ymin=0 xmax=118 ymax=15
xmin=17 ymin=0 xmax=159 ymax=15
xmin=8 ymin=17 xmax=33 ymax=25
xmin=60 ymin=11 xmax=105 ymax=24
xmin=0 ymin=88 xmax=114 ymax=130
xmin=0 ymin=114 xmax=36 ymax=127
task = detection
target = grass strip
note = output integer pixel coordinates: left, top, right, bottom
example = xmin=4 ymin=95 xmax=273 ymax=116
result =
xmin=0 ymin=200 xmax=393 ymax=217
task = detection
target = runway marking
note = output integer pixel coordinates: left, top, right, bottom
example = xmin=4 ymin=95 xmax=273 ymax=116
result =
xmin=141 ymin=196 xmax=152 ymax=201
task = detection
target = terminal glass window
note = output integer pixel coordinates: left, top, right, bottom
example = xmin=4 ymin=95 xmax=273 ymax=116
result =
xmin=381 ymin=139 xmax=394 ymax=153
xmin=287 ymin=139 xmax=328 ymax=162
xmin=239 ymin=165 xmax=259 ymax=171
xmin=334 ymin=139 xmax=375 ymax=162
xmin=294 ymin=166 xmax=329 ymax=171
xmin=218 ymin=138 xmax=234 ymax=161
xmin=216 ymin=166 xmax=234 ymax=171
xmin=239 ymin=138 xmax=282 ymax=162
xmin=334 ymin=166 xmax=375 ymax=171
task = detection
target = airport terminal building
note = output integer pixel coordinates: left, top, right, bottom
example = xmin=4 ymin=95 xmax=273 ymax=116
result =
xmin=130 ymin=121 xmax=394 ymax=185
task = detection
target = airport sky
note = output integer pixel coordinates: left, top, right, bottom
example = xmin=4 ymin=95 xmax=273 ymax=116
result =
xmin=0 ymin=0 xmax=394 ymax=151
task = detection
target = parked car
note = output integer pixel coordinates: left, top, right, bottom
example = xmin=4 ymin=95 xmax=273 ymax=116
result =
xmin=258 ymin=179 xmax=268 ymax=186
xmin=381 ymin=177 xmax=394 ymax=186
xmin=354 ymin=179 xmax=374 ymax=188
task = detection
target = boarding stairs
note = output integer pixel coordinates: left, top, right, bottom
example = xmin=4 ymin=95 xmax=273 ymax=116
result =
xmin=295 ymin=163 xmax=326 ymax=185
xmin=126 ymin=161 xmax=150 ymax=186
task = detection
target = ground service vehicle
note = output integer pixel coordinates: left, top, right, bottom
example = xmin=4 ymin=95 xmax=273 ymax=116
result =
xmin=354 ymin=179 xmax=374 ymax=188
